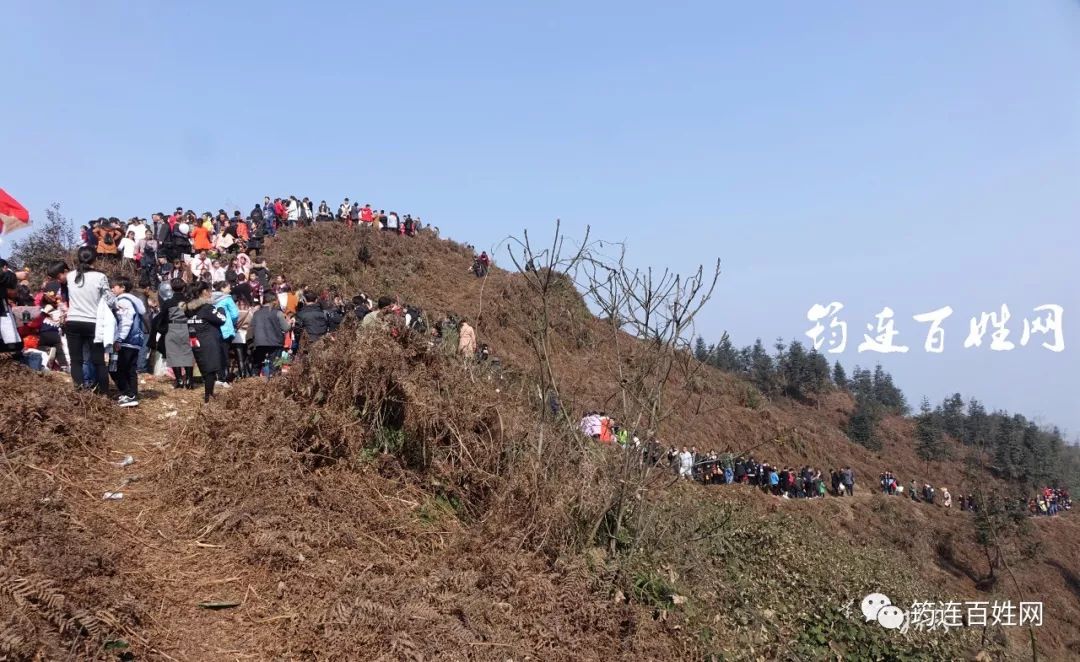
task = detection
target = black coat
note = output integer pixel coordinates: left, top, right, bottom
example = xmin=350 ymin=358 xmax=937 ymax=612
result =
xmin=185 ymin=300 xmax=225 ymax=373
xmin=295 ymin=303 xmax=329 ymax=343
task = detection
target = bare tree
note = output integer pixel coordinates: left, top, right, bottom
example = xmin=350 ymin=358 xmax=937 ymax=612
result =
xmin=504 ymin=222 xmax=722 ymax=554
xmin=7 ymin=203 xmax=77 ymax=277
xmin=503 ymin=219 xmax=596 ymax=435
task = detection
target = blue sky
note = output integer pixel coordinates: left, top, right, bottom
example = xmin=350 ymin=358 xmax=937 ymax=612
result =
xmin=4 ymin=1 xmax=1078 ymax=436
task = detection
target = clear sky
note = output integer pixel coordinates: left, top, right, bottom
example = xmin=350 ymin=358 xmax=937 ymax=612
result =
xmin=4 ymin=1 xmax=1078 ymax=436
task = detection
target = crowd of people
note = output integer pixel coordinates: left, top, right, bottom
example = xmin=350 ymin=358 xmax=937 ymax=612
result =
xmin=2 ymin=204 xmax=1073 ymax=520
xmin=1030 ymin=487 xmax=1071 ymax=516
xmin=0 ymin=197 xmax=485 ymax=406
xmin=573 ymin=415 xmax=1072 ymax=515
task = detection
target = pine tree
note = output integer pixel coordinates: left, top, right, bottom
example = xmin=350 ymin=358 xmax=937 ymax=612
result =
xmin=871 ymin=365 xmax=908 ymax=415
xmin=807 ymin=348 xmax=831 ymax=392
xmin=713 ymin=331 xmax=741 ymax=372
xmin=694 ymin=337 xmax=708 ymax=363
xmin=940 ymin=393 xmax=966 ymax=441
xmin=847 ymin=396 xmax=882 ymax=451
xmin=748 ymin=338 xmax=777 ymax=394
xmin=832 ymin=361 xmax=849 ymax=390
xmin=992 ymin=413 xmax=1023 ymax=480
xmin=850 ymin=366 xmax=874 ymax=401
xmin=964 ymin=398 xmax=990 ymax=448
xmin=915 ymin=396 xmax=950 ymax=461
xmin=780 ymin=340 xmax=808 ymax=398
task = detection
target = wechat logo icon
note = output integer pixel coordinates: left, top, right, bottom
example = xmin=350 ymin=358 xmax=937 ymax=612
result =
xmin=861 ymin=593 xmax=907 ymax=630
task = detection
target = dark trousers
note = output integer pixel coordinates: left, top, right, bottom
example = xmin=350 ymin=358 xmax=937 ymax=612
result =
xmin=37 ymin=328 xmax=67 ymax=367
xmin=64 ymin=321 xmax=108 ymax=393
xmin=252 ymin=346 xmax=281 ymax=375
xmin=220 ymin=336 xmax=233 ymax=379
xmin=112 ymin=346 xmax=139 ymax=398
xmin=233 ymin=341 xmax=249 ymax=377
xmin=202 ymin=370 xmax=217 ymax=402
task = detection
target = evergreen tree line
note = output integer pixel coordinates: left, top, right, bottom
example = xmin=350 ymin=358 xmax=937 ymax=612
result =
xmin=693 ymin=333 xmax=832 ymax=401
xmin=912 ymin=392 xmax=1070 ymax=488
xmin=694 ymin=333 xmax=1077 ymax=490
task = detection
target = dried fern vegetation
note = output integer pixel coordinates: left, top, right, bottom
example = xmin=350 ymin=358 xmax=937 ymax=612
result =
xmin=1 ymin=225 xmax=1078 ymax=660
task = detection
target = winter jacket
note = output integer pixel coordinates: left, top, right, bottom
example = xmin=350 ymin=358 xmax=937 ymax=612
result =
xmin=115 ymin=292 xmax=147 ymax=349
xmin=211 ymin=292 xmax=240 ymax=339
xmin=251 ymin=306 xmax=289 ymax=348
xmin=65 ymin=270 xmax=113 ymax=324
xmin=295 ymin=303 xmax=329 ymax=343
xmin=458 ymin=322 xmax=477 ymax=354
xmin=185 ymin=298 xmax=226 ymax=373
xmin=92 ymin=297 xmax=117 ymax=346
xmin=93 ymin=226 xmax=121 ymax=254
xmin=191 ymin=225 xmax=213 ymax=251
xmin=164 ymin=301 xmax=194 ymax=368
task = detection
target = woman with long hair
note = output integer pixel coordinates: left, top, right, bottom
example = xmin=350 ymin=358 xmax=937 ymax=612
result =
xmin=184 ymin=281 xmax=225 ymax=403
xmin=63 ymin=246 xmax=112 ymax=393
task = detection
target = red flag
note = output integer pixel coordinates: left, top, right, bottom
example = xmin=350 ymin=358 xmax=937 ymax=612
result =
xmin=0 ymin=188 xmax=31 ymax=235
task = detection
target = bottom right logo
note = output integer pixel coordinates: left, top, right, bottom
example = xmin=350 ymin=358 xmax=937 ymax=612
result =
xmin=857 ymin=593 xmax=1043 ymax=633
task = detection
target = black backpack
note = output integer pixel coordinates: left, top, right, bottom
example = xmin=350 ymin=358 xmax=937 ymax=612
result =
xmin=405 ymin=306 xmax=427 ymax=333
xmin=102 ymin=231 xmax=115 ymax=246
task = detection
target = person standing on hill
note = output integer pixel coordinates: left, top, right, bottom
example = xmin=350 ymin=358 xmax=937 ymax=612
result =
xmin=184 ymin=282 xmax=225 ymax=402
xmin=110 ymin=276 xmax=146 ymax=407
xmin=286 ymin=196 xmax=300 ymax=228
xmin=64 ymin=247 xmax=113 ymax=394
xmin=92 ymin=221 xmax=122 ymax=262
xmin=458 ymin=318 xmax=477 ymax=356
xmin=251 ymin=292 xmax=290 ymax=375
xmin=350 ymin=202 xmax=361 ymax=228
xmin=295 ymin=292 xmax=330 ymax=346
xmin=163 ymin=279 xmax=195 ymax=389
xmin=841 ymin=466 xmax=855 ymax=496
xmin=212 ymin=281 xmax=240 ymax=383
xmin=678 ymin=447 xmax=694 ymax=479
xmin=942 ymin=488 xmax=952 ymax=509
xmin=263 ymin=197 xmax=277 ymax=236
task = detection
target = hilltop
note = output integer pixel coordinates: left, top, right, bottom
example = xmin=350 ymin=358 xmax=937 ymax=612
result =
xmin=2 ymin=223 xmax=1078 ymax=661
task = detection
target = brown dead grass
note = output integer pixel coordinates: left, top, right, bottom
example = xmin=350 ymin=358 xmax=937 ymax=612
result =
xmin=1 ymin=223 xmax=1076 ymax=659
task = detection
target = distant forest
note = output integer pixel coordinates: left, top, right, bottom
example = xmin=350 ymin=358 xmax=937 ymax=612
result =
xmin=693 ymin=333 xmax=1078 ymax=492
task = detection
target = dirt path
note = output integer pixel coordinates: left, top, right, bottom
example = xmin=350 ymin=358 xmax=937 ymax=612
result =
xmin=64 ymin=376 xmax=282 ymax=660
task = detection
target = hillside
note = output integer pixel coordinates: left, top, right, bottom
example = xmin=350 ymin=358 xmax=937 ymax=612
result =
xmin=2 ymin=223 xmax=1078 ymax=661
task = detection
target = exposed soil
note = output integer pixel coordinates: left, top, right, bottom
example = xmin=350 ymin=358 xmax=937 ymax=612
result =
xmin=2 ymin=224 xmax=1076 ymax=661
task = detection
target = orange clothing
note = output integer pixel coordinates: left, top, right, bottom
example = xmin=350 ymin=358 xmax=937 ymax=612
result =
xmin=191 ymin=225 xmax=213 ymax=251
xmin=599 ymin=417 xmax=613 ymax=443
xmin=278 ymin=292 xmax=298 ymax=316
xmin=93 ymin=227 xmax=121 ymax=255
xmin=236 ymin=223 xmax=249 ymax=241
